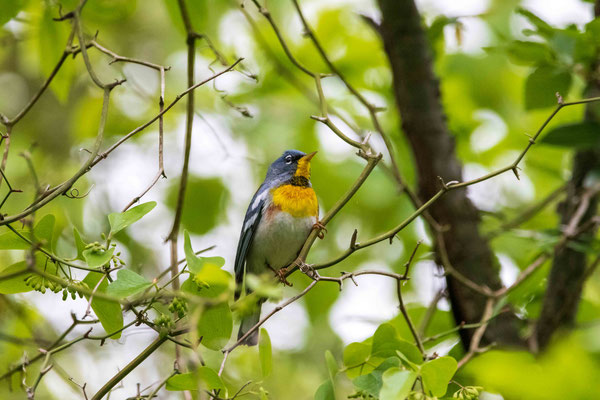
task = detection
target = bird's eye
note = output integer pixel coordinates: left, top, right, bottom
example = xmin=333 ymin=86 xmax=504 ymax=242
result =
xmin=285 ymin=155 xmax=293 ymax=164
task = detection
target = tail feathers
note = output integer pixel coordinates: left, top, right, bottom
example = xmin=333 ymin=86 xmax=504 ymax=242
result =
xmin=237 ymin=309 xmax=261 ymax=346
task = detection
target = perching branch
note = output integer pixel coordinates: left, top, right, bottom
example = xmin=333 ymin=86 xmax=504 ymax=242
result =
xmin=221 ymin=269 xmax=410 ymax=369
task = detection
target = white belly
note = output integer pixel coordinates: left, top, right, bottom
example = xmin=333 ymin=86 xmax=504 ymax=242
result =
xmin=247 ymin=210 xmax=315 ymax=273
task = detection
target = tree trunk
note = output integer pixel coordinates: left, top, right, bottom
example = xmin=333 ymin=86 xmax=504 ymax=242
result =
xmin=534 ymin=0 xmax=600 ymax=351
xmin=376 ymin=0 xmax=523 ymax=347
xmin=536 ymin=103 xmax=600 ymax=349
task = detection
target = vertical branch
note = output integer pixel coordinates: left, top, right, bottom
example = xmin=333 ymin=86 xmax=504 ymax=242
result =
xmin=0 ymin=125 xmax=12 ymax=189
xmin=457 ymin=298 xmax=495 ymax=369
xmin=159 ymin=67 xmax=166 ymax=175
xmin=168 ymin=0 xmax=197 ymax=284
xmin=167 ymin=1 xmax=197 ymax=395
xmin=397 ymin=241 xmax=425 ymax=355
xmin=397 ymin=279 xmax=424 ymax=354
xmin=121 ymin=65 xmax=167 ymax=212
xmin=536 ymin=103 xmax=600 ymax=348
xmin=74 ymin=1 xmax=107 ymax=89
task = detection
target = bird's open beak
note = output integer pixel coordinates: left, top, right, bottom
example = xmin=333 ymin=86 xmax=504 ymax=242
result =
xmin=302 ymin=151 xmax=317 ymax=162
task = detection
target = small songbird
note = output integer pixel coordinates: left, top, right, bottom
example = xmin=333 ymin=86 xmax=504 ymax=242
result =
xmin=234 ymin=150 xmax=320 ymax=345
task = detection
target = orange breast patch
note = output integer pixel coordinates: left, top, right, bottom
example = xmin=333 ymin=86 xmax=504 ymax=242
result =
xmin=271 ymin=184 xmax=318 ymax=218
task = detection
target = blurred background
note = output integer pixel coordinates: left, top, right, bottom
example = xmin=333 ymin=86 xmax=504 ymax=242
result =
xmin=1 ymin=0 xmax=599 ymax=399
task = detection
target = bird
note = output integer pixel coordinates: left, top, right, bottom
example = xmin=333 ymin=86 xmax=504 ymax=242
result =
xmin=234 ymin=149 xmax=322 ymax=346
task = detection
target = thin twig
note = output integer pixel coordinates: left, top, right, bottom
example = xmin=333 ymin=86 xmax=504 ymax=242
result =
xmin=145 ymin=368 xmax=179 ymax=399
xmin=396 ymin=242 xmax=425 ymax=355
xmin=289 ymin=0 xmax=405 ymax=186
xmin=121 ymin=64 xmax=167 ymax=211
xmin=457 ymin=298 xmax=495 ymax=369
xmin=486 ymin=184 xmax=567 ymax=239
xmin=418 ymin=289 xmax=445 ymax=337
xmin=0 ymin=61 xmax=241 ymax=227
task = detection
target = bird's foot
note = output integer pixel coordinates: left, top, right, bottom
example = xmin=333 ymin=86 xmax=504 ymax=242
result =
xmin=313 ymin=221 xmax=327 ymax=239
xmin=274 ymin=267 xmax=292 ymax=287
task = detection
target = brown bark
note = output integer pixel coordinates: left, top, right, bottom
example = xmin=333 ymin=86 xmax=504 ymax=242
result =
xmin=535 ymin=0 xmax=600 ymax=351
xmin=376 ymin=0 xmax=522 ymax=347
xmin=536 ymin=102 xmax=600 ymax=349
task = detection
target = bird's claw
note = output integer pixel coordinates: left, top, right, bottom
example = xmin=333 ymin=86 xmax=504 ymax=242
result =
xmin=313 ymin=221 xmax=327 ymax=239
xmin=275 ymin=267 xmax=292 ymax=287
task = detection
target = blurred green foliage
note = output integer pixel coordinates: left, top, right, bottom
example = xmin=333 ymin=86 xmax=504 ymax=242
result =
xmin=0 ymin=0 xmax=599 ymax=399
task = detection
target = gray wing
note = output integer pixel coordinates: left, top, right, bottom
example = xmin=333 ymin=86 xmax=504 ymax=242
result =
xmin=234 ymin=184 xmax=268 ymax=290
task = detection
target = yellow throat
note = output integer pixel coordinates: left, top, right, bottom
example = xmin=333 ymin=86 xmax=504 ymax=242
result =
xmin=271 ymin=152 xmax=318 ymax=218
xmin=295 ymin=155 xmax=311 ymax=179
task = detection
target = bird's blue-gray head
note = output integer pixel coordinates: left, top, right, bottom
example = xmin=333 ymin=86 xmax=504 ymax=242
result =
xmin=265 ymin=149 xmax=317 ymax=186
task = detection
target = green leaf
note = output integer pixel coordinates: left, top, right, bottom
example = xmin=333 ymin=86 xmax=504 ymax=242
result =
xmin=540 ymin=122 xmax=600 ymax=148
xmin=549 ymin=30 xmax=578 ymax=62
xmin=314 ymin=379 xmax=335 ymax=400
xmin=353 ymin=357 xmax=400 ymax=397
xmin=259 ymin=328 xmax=272 ymax=377
xmin=108 ymin=201 xmax=157 ymax=236
xmin=245 ymin=274 xmax=283 ymax=300
xmin=82 ymin=272 xmax=123 ymax=339
xmin=84 ymin=0 xmax=137 ymax=23
xmin=574 ymin=32 xmax=596 ymax=65
xmin=73 ymin=228 xmax=86 ymax=261
xmin=184 ymin=230 xmax=204 ymax=273
xmin=198 ymin=302 xmax=232 ymax=350
xmin=0 ymin=262 xmax=34 ymax=294
xmin=343 ymin=342 xmax=372 ymax=378
xmin=524 ymin=65 xmax=572 ymax=110
xmin=39 ymin=4 xmax=74 ymax=103
xmin=372 ymin=324 xmax=399 ymax=357
xmin=106 ymin=269 xmax=152 ymax=298
xmin=517 ymin=8 xmax=555 ymax=38
xmin=0 ymin=230 xmax=29 ymax=250
xmin=183 ymin=230 xmax=225 ymax=274
xmin=344 ymin=342 xmax=371 ymax=366
xmin=166 ymin=368 xmax=226 ymax=393
xmin=0 ymin=0 xmax=26 ymax=26
xmin=428 ymin=16 xmax=456 ymax=41
xmin=395 ymin=350 xmax=420 ymax=372
xmin=325 ymin=350 xmax=338 ymax=381
xmin=0 ymin=214 xmax=55 ymax=250
xmin=379 ymin=368 xmax=417 ymax=400
xmin=197 ymin=367 xmax=226 ymax=393
xmin=506 ymin=40 xmax=553 ymax=66
xmin=421 ymin=356 xmax=458 ymax=397
xmin=0 ymin=254 xmax=54 ymax=294
xmin=166 ymin=373 xmax=199 ymax=391
xmin=33 ymin=214 xmax=55 ymax=248
xmin=372 ymin=323 xmax=423 ymax=364
xmin=83 ymin=247 xmax=114 ymax=268
xmin=182 ymin=262 xmax=231 ymax=298
xmin=167 ymin=177 xmax=229 ymax=235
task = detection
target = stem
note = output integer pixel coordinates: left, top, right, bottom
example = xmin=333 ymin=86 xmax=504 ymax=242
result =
xmin=91 ymin=335 xmax=168 ymax=400
xmin=397 ymin=279 xmax=425 ymax=355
